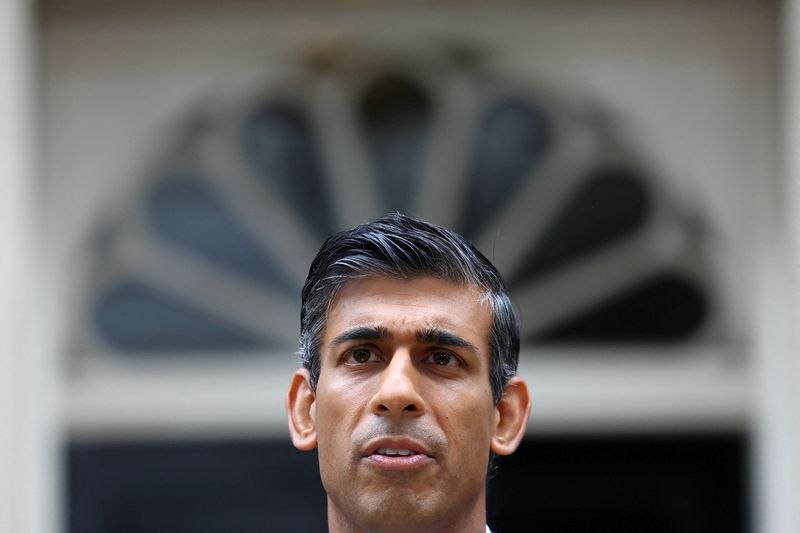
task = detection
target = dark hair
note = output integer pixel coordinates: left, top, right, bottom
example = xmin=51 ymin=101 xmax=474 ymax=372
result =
xmin=299 ymin=212 xmax=520 ymax=404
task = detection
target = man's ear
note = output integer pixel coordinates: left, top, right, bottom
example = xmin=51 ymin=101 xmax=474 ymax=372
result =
xmin=286 ymin=368 xmax=318 ymax=451
xmin=491 ymin=376 xmax=531 ymax=456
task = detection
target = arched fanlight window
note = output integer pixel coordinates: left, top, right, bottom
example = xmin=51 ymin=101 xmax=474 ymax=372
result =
xmin=81 ymin=44 xmax=711 ymax=356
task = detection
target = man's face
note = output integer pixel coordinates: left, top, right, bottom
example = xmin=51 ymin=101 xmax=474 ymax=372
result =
xmin=313 ymin=275 xmax=498 ymax=531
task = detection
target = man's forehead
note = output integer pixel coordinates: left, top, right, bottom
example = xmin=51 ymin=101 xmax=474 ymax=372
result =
xmin=322 ymin=275 xmax=492 ymax=343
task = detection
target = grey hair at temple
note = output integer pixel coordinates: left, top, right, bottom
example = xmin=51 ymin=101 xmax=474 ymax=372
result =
xmin=299 ymin=212 xmax=520 ymax=404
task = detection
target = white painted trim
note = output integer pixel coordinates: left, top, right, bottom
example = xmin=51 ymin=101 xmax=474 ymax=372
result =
xmin=0 ymin=2 xmax=57 ymax=533
xmin=752 ymin=2 xmax=800 ymax=533
xmin=65 ymin=348 xmax=748 ymax=441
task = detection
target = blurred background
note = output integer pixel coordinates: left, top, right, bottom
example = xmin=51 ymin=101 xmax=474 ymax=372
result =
xmin=2 ymin=0 xmax=800 ymax=532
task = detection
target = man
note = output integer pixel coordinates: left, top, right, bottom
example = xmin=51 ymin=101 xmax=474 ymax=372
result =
xmin=287 ymin=213 xmax=531 ymax=533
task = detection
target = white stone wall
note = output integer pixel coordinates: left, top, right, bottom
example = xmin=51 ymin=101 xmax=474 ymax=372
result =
xmin=0 ymin=1 xmax=57 ymax=532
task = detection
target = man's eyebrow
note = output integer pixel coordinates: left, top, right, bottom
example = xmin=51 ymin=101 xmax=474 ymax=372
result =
xmin=329 ymin=326 xmax=392 ymax=347
xmin=416 ymin=327 xmax=478 ymax=353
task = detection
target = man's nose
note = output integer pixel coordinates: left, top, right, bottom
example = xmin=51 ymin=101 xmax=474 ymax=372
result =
xmin=369 ymin=351 xmax=425 ymax=417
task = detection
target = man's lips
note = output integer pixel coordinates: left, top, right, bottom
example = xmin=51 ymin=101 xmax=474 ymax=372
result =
xmin=362 ymin=437 xmax=435 ymax=470
xmin=363 ymin=436 xmax=431 ymax=457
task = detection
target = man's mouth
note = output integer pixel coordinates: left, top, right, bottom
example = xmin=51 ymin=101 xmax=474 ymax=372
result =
xmin=363 ymin=438 xmax=435 ymax=470
xmin=374 ymin=448 xmax=419 ymax=457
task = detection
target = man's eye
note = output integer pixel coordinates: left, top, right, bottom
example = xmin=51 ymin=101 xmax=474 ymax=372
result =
xmin=428 ymin=351 xmax=459 ymax=367
xmin=346 ymin=347 xmax=379 ymax=364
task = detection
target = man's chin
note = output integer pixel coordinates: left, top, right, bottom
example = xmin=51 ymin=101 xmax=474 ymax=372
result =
xmin=332 ymin=488 xmax=444 ymax=532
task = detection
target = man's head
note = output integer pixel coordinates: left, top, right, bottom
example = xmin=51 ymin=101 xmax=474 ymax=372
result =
xmin=287 ymin=213 xmax=531 ymax=533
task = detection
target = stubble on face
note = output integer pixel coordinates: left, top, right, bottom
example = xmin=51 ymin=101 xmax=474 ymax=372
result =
xmin=326 ymin=420 xmax=451 ymax=531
